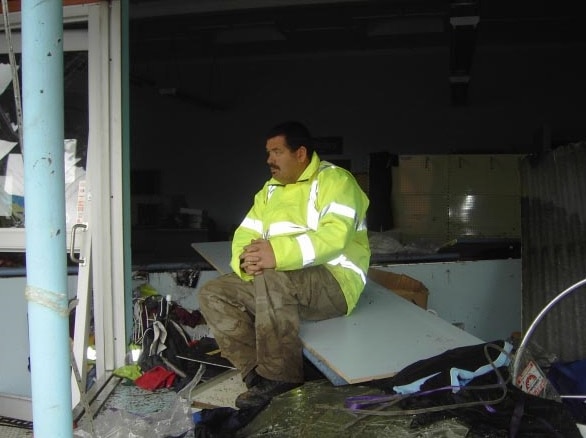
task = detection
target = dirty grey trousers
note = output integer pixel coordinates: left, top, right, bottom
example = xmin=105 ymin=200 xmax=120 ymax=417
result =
xmin=198 ymin=266 xmax=348 ymax=383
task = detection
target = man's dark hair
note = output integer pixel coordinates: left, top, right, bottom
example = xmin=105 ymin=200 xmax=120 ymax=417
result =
xmin=266 ymin=121 xmax=314 ymax=157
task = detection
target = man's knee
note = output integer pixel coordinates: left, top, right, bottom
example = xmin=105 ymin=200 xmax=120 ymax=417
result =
xmin=198 ymin=277 xmax=222 ymax=311
xmin=198 ymin=273 xmax=242 ymax=308
xmin=199 ymin=274 xmax=230 ymax=295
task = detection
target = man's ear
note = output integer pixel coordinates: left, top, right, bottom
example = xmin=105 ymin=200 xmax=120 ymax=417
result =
xmin=296 ymin=145 xmax=308 ymax=162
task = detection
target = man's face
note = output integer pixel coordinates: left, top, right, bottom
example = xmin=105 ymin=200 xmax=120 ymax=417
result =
xmin=266 ymin=134 xmax=307 ymax=184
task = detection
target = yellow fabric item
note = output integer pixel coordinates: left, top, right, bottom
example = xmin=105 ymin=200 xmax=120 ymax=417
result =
xmin=113 ymin=364 xmax=142 ymax=381
xmin=231 ymin=153 xmax=370 ymax=314
xmin=139 ymin=283 xmax=159 ymax=297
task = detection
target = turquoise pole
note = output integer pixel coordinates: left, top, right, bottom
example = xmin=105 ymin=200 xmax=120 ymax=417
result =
xmin=22 ymin=3 xmax=72 ymax=437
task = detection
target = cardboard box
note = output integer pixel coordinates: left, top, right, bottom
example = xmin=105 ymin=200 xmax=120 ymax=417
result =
xmin=367 ymin=268 xmax=429 ymax=309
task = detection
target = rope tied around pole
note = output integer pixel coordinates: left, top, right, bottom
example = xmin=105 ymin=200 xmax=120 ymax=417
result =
xmin=25 ymin=285 xmax=70 ymax=317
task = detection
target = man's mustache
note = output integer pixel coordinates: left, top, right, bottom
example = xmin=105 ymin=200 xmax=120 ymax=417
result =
xmin=269 ymin=165 xmax=280 ymax=170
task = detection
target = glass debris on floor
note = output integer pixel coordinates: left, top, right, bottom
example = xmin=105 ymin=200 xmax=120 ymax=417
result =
xmin=74 ymin=366 xmax=206 ymax=438
xmin=97 ymin=382 xmax=180 ymax=416
xmin=238 ymin=380 xmax=470 ymax=438
xmin=190 ymin=369 xmax=247 ymax=410
xmin=72 ymin=370 xmax=473 ymax=438
xmin=74 ymin=395 xmax=193 ymax=438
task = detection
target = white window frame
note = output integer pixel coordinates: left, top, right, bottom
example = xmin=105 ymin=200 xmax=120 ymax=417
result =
xmin=1 ymin=6 xmax=90 ymax=251
xmin=0 ymin=1 xmax=125 ymax=408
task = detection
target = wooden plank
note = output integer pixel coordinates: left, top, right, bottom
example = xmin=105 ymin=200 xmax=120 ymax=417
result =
xmin=299 ymin=280 xmax=482 ymax=384
xmin=191 ymin=241 xmax=483 ymax=385
xmin=191 ymin=241 xmax=232 ymax=275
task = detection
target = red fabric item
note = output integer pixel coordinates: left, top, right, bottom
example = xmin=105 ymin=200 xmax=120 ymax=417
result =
xmin=171 ymin=306 xmax=203 ymax=327
xmin=135 ymin=366 xmax=176 ymax=391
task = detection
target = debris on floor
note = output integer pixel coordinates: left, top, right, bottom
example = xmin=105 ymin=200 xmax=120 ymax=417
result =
xmin=190 ymin=369 xmax=247 ymax=410
xmin=74 ymin=366 xmax=207 ymax=438
xmin=236 ymin=380 xmax=470 ymax=438
xmin=70 ymin=270 xmax=584 ymax=438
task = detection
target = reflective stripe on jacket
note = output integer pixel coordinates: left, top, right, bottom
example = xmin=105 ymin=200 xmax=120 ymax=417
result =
xmin=230 ymin=152 xmax=371 ymax=314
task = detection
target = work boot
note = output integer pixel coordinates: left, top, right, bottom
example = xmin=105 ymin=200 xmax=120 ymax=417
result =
xmin=235 ymin=376 xmax=302 ymax=409
xmin=243 ymin=369 xmax=261 ymax=389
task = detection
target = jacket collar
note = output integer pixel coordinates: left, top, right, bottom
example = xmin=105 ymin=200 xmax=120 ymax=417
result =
xmin=268 ymin=152 xmax=321 ymax=185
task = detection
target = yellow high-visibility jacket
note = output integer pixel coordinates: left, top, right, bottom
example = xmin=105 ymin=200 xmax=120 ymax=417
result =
xmin=231 ymin=152 xmax=370 ymax=314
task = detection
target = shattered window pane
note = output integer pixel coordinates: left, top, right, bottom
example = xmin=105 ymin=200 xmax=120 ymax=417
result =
xmin=0 ymin=52 xmax=88 ymax=230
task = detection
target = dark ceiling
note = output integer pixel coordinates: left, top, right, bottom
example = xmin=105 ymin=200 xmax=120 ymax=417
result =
xmin=129 ymin=0 xmax=585 ymax=58
xmin=128 ymin=0 xmax=586 ymax=105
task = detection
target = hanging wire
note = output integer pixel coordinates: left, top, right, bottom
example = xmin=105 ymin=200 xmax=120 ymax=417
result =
xmin=512 ymin=277 xmax=586 ymax=386
xmin=1 ymin=0 xmax=24 ymax=156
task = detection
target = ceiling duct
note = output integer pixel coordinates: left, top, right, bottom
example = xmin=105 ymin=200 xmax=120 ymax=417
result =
xmin=449 ymin=0 xmax=479 ymax=106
